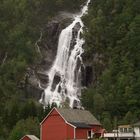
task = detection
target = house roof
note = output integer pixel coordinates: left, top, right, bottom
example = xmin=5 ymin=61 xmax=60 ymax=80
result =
xmin=57 ymin=108 xmax=101 ymax=125
xmin=21 ymin=135 xmax=39 ymax=140
xmin=118 ymin=125 xmax=131 ymax=128
xmin=133 ymin=121 xmax=140 ymax=126
xmin=70 ymin=122 xmax=91 ymax=128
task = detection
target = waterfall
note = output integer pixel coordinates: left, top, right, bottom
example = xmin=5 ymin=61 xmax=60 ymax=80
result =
xmin=40 ymin=0 xmax=91 ymax=108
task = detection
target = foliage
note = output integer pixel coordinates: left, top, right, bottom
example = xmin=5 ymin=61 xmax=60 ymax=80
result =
xmin=0 ymin=98 xmax=52 ymax=139
xmin=0 ymin=0 xmax=85 ymax=139
xmin=8 ymin=117 xmax=40 ymax=140
xmin=82 ymin=0 xmax=140 ymax=131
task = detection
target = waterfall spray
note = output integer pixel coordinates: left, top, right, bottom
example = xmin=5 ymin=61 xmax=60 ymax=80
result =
xmin=40 ymin=0 xmax=91 ymax=108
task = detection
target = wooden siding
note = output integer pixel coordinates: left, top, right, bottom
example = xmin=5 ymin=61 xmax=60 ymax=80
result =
xmin=41 ymin=109 xmax=74 ymax=140
xmin=76 ymin=128 xmax=90 ymax=140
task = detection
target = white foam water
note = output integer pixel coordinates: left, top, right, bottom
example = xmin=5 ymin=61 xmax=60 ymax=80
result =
xmin=40 ymin=0 xmax=91 ymax=108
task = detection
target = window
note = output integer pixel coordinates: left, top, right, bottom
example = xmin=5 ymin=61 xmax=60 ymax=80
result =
xmin=119 ymin=128 xmax=123 ymax=132
xmin=124 ymin=128 xmax=127 ymax=133
xmin=128 ymin=128 xmax=133 ymax=132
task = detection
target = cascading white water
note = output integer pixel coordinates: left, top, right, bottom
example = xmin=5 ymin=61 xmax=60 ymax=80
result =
xmin=40 ymin=0 xmax=91 ymax=108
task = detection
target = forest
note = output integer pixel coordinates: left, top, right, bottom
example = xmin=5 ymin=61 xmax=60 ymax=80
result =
xmin=82 ymin=0 xmax=140 ymax=131
xmin=0 ymin=0 xmax=140 ymax=139
xmin=0 ymin=0 xmax=84 ymax=139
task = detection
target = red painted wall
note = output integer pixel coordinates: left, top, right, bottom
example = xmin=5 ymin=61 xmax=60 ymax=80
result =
xmin=21 ymin=136 xmax=31 ymax=140
xmin=76 ymin=128 xmax=89 ymax=140
xmin=41 ymin=109 xmax=74 ymax=140
xmin=66 ymin=124 xmax=74 ymax=139
xmin=92 ymin=125 xmax=101 ymax=131
xmin=41 ymin=108 xmax=102 ymax=140
xmin=91 ymin=125 xmax=102 ymax=137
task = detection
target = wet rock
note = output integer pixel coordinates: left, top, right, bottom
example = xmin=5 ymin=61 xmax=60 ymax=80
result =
xmin=70 ymin=22 xmax=81 ymax=52
xmin=25 ymin=13 xmax=73 ymax=101
xmin=37 ymin=71 xmax=49 ymax=88
xmin=74 ymin=57 xmax=82 ymax=83
xmin=36 ymin=13 xmax=74 ymax=73
xmin=58 ymin=85 xmax=61 ymax=93
xmin=73 ymin=100 xmax=81 ymax=109
xmin=82 ymin=52 xmax=106 ymax=86
xmin=51 ymin=74 xmax=61 ymax=91
xmin=85 ymin=66 xmax=93 ymax=86
xmin=81 ymin=65 xmax=86 ymax=86
xmin=25 ymin=85 xmax=43 ymax=100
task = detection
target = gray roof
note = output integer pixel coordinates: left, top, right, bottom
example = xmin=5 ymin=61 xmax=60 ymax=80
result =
xmin=70 ymin=122 xmax=91 ymax=128
xmin=133 ymin=121 xmax=140 ymax=126
xmin=57 ymin=108 xmax=101 ymax=125
xmin=26 ymin=135 xmax=39 ymax=140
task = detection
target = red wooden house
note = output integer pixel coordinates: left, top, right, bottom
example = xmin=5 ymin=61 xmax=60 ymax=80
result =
xmin=40 ymin=107 xmax=103 ymax=140
xmin=20 ymin=135 xmax=39 ymax=140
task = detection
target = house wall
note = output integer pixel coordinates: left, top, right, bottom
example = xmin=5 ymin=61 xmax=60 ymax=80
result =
xmin=134 ymin=127 xmax=140 ymax=140
xmin=66 ymin=124 xmax=74 ymax=139
xmin=76 ymin=128 xmax=89 ymax=140
xmin=91 ymin=125 xmax=101 ymax=132
xmin=91 ymin=125 xmax=102 ymax=137
xmin=41 ymin=108 xmax=102 ymax=140
xmin=41 ymin=109 xmax=74 ymax=140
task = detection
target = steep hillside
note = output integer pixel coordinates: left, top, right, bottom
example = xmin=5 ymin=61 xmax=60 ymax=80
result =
xmin=0 ymin=0 xmax=140 ymax=138
xmin=82 ymin=0 xmax=140 ymax=130
xmin=0 ymin=0 xmax=85 ymax=139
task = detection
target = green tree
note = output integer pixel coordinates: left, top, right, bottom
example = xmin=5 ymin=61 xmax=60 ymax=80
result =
xmin=8 ymin=117 xmax=40 ymax=140
xmin=82 ymin=0 xmax=140 ymax=127
xmin=93 ymin=93 xmax=105 ymax=116
xmin=101 ymin=112 xmax=112 ymax=131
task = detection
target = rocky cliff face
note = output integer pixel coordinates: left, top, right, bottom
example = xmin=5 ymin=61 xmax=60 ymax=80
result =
xmin=23 ymin=11 xmax=103 ymax=101
xmin=24 ymin=12 xmax=74 ymax=100
xmin=82 ymin=52 xmax=106 ymax=87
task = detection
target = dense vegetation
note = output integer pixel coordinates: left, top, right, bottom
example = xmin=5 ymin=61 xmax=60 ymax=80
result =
xmin=0 ymin=0 xmax=140 ymax=139
xmin=0 ymin=0 xmax=85 ymax=139
xmin=82 ymin=0 xmax=140 ymax=131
